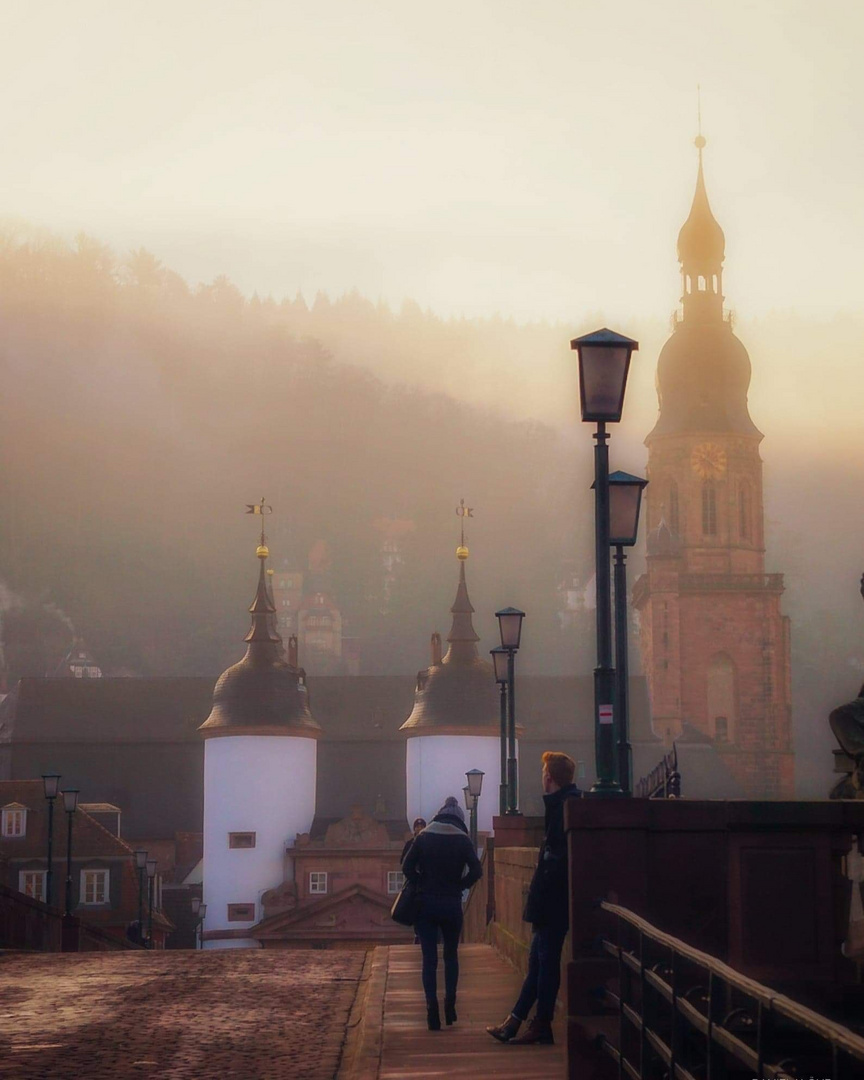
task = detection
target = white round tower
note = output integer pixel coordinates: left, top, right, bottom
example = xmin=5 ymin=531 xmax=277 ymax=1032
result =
xmin=199 ymin=538 xmax=321 ymax=949
xmin=400 ymin=542 xmax=510 ymax=834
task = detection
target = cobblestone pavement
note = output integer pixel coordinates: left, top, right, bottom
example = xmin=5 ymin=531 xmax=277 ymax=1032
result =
xmin=0 ymin=949 xmax=365 ymax=1080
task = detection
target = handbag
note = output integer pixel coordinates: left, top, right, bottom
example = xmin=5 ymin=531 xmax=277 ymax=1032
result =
xmin=390 ymin=879 xmax=421 ymax=926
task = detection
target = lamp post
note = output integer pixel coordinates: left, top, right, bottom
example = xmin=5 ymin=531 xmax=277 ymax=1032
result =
xmin=134 ymin=850 xmax=148 ymax=946
xmin=608 ymin=470 xmax=648 ymax=796
xmin=42 ymin=774 xmax=61 ymax=907
xmin=146 ymin=858 xmax=157 ymax=949
xmin=490 ymin=647 xmax=509 ymax=816
xmin=61 ymin=789 xmax=79 ymax=917
xmin=495 ymin=607 xmax=525 ymax=814
xmin=197 ymin=901 xmax=207 ymax=950
xmin=465 ymin=769 xmax=483 ymax=850
xmin=571 ymin=327 xmax=639 ymax=796
xmin=191 ymin=896 xmax=201 ymax=949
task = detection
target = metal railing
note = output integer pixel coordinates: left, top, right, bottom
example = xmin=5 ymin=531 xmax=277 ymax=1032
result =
xmin=596 ymin=901 xmax=864 ymax=1080
xmin=635 ymin=744 xmax=680 ymax=799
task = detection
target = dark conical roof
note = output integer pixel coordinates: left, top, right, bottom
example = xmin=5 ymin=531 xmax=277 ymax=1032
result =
xmin=677 ymin=149 xmax=725 ymax=270
xmin=400 ymin=552 xmax=499 ymax=736
xmin=199 ymin=551 xmax=321 ymax=739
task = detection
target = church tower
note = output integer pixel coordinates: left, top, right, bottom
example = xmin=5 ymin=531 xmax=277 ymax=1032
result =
xmin=400 ymin=536 xmax=503 ymax=833
xmin=633 ymin=137 xmax=794 ymax=798
xmin=198 ymin=533 xmax=322 ymax=948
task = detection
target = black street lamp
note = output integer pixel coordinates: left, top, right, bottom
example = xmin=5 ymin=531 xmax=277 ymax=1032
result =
xmin=490 ymin=647 xmax=509 ymax=816
xmin=608 ymin=470 xmax=648 ymax=796
xmin=134 ymin=849 xmax=148 ymax=946
xmin=146 ymin=858 xmax=157 ymax=949
xmin=42 ymin=774 xmax=61 ymax=908
xmin=61 ymin=789 xmax=79 ymax=917
xmin=495 ymin=607 xmax=525 ymax=814
xmin=571 ymin=327 xmax=639 ymax=796
xmin=464 ymin=769 xmax=484 ymax=851
xmin=197 ymin=901 xmax=207 ymax=950
xmin=191 ymin=896 xmax=201 ymax=949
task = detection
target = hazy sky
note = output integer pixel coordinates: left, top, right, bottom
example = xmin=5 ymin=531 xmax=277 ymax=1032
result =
xmin=2 ymin=0 xmax=862 ymax=323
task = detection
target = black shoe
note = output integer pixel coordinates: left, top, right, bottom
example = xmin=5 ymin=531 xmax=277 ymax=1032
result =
xmin=486 ymin=1014 xmax=522 ymax=1042
xmin=444 ymin=999 xmax=457 ymax=1025
xmin=509 ymin=1017 xmax=554 ymax=1045
xmin=427 ymin=1002 xmax=441 ymax=1030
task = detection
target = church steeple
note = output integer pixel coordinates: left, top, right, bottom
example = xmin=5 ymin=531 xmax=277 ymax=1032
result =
xmin=443 ymin=550 xmax=481 ymax=664
xmin=677 ymin=136 xmax=726 ymax=324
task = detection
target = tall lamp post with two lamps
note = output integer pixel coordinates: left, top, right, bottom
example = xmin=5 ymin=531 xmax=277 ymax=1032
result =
xmin=490 ymin=647 xmax=509 ymax=816
xmin=462 ymin=769 xmax=484 ymax=851
xmin=608 ymin=470 xmax=648 ymax=796
xmin=42 ymin=774 xmax=61 ymax=908
xmin=134 ymin=849 xmax=148 ymax=946
xmin=495 ymin=607 xmax=525 ymax=815
xmin=571 ymin=328 xmax=638 ymax=796
xmin=62 ymin=788 xmax=79 ymax=918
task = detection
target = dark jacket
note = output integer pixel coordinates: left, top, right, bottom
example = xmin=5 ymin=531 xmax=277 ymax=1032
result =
xmin=402 ymin=815 xmax=483 ymax=899
xmin=523 ymin=782 xmax=581 ymax=930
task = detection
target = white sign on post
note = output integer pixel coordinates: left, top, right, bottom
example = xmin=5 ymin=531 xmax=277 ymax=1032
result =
xmin=599 ymin=704 xmax=614 ymax=725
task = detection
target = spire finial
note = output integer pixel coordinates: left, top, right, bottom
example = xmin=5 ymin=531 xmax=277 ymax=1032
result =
xmin=455 ymin=498 xmax=473 ymax=561
xmin=246 ymin=497 xmax=273 ymax=558
xmin=694 ymin=85 xmax=706 ymax=151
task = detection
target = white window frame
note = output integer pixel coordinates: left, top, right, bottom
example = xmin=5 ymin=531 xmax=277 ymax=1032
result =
xmin=387 ymin=871 xmax=405 ymax=895
xmin=1 ymin=808 xmax=26 ymax=837
xmin=309 ymin=871 xmax=328 ymax=895
xmin=80 ymin=868 xmax=110 ymax=905
xmin=19 ymin=870 xmax=46 ymax=901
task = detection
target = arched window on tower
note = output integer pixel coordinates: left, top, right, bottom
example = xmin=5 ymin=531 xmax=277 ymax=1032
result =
xmin=738 ymin=483 xmax=751 ymax=541
xmin=669 ymin=481 xmax=680 ymax=535
xmin=701 ymin=482 xmax=717 ymax=536
xmin=698 ymin=275 xmax=706 ymax=291
xmin=685 ymin=276 xmax=692 ymax=294
xmin=712 ymin=274 xmax=718 ymax=292
xmin=707 ymin=654 xmax=737 ymax=743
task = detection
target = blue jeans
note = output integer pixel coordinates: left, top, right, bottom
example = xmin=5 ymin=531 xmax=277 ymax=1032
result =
xmin=415 ymin=894 xmax=463 ymax=1005
xmin=512 ymin=926 xmax=568 ymax=1023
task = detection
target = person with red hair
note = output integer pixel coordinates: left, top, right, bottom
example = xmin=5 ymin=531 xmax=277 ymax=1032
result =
xmin=487 ymin=751 xmax=580 ymax=1046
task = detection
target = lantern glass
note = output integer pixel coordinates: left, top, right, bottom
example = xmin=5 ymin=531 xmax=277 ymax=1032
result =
xmin=198 ymin=903 xmax=207 ymax=920
xmin=463 ymin=785 xmax=472 ymax=812
xmin=191 ymin=897 xmax=201 ymax=915
xmin=466 ymin=769 xmax=484 ymax=798
xmin=608 ymin=471 xmax=648 ymax=546
xmin=495 ymin=607 xmax=525 ymax=650
xmin=490 ymin=647 xmax=509 ymax=684
xmin=135 ymin=849 xmax=148 ymax=870
xmin=62 ymin=789 xmax=79 ymax=814
xmin=571 ymin=329 xmax=639 ymax=423
xmin=146 ymin=859 xmax=157 ymax=879
xmin=42 ymin=774 xmax=61 ymax=799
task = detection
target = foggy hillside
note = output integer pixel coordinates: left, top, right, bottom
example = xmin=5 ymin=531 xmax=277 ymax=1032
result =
xmin=0 ymin=224 xmax=861 ymax=798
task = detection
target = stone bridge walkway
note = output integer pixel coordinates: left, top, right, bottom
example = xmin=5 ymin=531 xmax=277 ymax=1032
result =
xmin=340 ymin=943 xmax=565 ymax=1079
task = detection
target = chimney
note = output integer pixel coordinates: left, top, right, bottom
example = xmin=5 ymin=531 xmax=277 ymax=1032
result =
xmin=430 ymin=632 xmax=443 ymax=666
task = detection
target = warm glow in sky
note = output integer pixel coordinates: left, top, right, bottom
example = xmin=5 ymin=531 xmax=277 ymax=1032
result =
xmin=2 ymin=0 xmax=863 ymax=323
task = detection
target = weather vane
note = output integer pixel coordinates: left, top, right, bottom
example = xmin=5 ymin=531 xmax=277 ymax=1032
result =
xmin=245 ymin=497 xmax=273 ymax=552
xmin=695 ymin=84 xmax=706 ymax=150
xmin=456 ymin=498 xmax=473 ymax=550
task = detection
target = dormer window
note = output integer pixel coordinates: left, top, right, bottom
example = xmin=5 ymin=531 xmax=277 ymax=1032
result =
xmin=1 ymin=804 xmax=27 ymax=837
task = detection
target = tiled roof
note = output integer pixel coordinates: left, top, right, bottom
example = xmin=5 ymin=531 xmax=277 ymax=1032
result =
xmin=0 ymin=780 xmax=135 ymax=861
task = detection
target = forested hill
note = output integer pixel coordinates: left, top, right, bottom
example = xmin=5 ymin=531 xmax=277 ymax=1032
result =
xmin=0 ymin=228 xmax=595 ymax=681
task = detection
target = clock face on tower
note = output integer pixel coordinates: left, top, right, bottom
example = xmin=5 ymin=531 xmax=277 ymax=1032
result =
xmin=690 ymin=442 xmax=727 ymax=480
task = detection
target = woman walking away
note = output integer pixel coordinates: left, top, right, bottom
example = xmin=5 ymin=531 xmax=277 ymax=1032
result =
xmin=402 ymin=796 xmax=482 ymax=1031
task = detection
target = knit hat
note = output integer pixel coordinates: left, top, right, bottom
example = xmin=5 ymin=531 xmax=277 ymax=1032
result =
xmin=434 ymin=795 xmax=465 ymax=825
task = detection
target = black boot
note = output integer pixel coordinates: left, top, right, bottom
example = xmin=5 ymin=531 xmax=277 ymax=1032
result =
xmin=444 ymin=998 xmax=457 ymax=1025
xmin=509 ymin=1016 xmax=554 ymax=1045
xmin=486 ymin=1014 xmax=522 ymax=1042
xmin=426 ymin=1001 xmax=441 ymax=1031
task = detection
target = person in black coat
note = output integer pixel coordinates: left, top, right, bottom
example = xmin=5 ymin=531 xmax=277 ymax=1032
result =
xmin=402 ymin=796 xmax=482 ymax=1030
xmin=400 ymin=817 xmax=427 ymax=864
xmin=487 ymin=751 xmax=580 ymax=1046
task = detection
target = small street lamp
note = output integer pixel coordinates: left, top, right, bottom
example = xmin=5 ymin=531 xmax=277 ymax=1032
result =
xmin=61 ymin=789 xmax=79 ymax=917
xmin=42 ymin=774 xmax=61 ymax=908
xmin=490 ymin=647 xmax=509 ymax=816
xmin=495 ymin=607 xmax=525 ymax=814
xmin=464 ymin=769 xmax=484 ymax=851
xmin=571 ymin=327 xmax=639 ymax=796
xmin=134 ymin=850 xmax=148 ymax=947
xmin=146 ymin=858 xmax=157 ymax=949
xmin=197 ymin=901 xmax=207 ymax=950
xmin=608 ymin=470 xmax=648 ymax=796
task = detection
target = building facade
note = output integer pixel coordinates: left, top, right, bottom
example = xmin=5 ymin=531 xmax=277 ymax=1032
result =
xmin=633 ymin=139 xmax=794 ymax=798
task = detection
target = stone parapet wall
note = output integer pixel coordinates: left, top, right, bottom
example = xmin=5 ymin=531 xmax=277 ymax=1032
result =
xmin=0 ymin=882 xmax=62 ymax=951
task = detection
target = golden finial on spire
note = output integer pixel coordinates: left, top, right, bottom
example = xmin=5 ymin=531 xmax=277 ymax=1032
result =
xmin=245 ymin=497 xmax=273 ymax=558
xmin=455 ymin=498 xmax=473 ymax=560
xmin=694 ymin=84 xmax=706 ymax=150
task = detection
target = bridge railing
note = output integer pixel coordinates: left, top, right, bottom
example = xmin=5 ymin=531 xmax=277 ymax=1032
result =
xmin=596 ymin=900 xmax=864 ymax=1080
xmin=634 ymin=744 xmax=680 ymax=799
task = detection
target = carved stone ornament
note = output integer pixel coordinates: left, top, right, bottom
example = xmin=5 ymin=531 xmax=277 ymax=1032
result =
xmin=323 ymin=805 xmax=390 ymax=847
xmin=260 ymin=880 xmax=298 ymax=917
